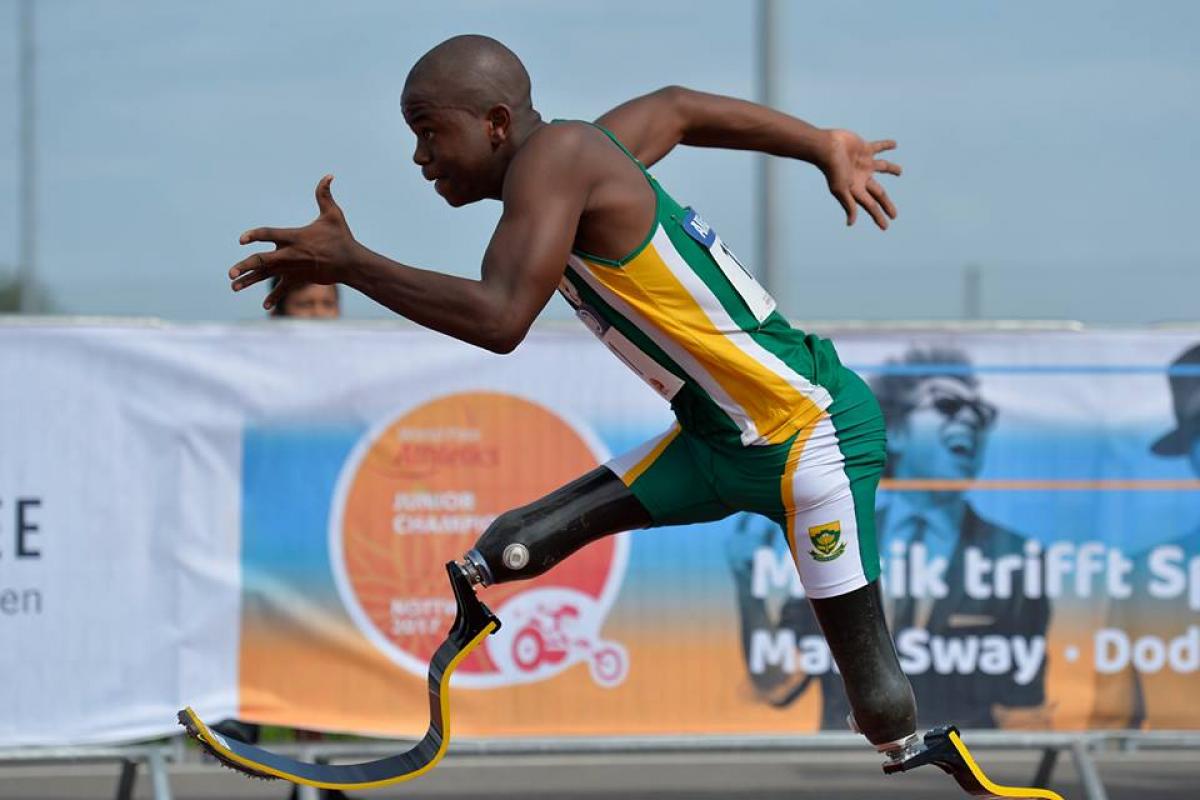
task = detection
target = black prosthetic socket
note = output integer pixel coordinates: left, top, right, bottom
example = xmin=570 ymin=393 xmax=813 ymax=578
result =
xmin=809 ymin=581 xmax=917 ymax=747
xmin=469 ymin=467 xmax=651 ymax=585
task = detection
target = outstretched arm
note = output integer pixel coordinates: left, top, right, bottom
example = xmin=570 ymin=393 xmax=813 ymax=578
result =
xmin=597 ymin=86 xmax=902 ymax=228
xmin=228 ymin=132 xmax=586 ymax=353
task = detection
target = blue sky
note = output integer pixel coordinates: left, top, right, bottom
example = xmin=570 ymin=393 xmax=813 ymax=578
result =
xmin=0 ymin=1 xmax=1196 ymax=323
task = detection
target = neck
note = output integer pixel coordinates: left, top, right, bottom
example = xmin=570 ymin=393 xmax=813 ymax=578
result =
xmin=510 ymin=110 xmax=545 ymax=148
xmin=487 ymin=111 xmax=544 ymax=198
xmin=890 ymin=491 xmax=968 ymax=539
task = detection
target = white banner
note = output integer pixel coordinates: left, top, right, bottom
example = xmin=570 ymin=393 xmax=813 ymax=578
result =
xmin=0 ymin=321 xmax=662 ymax=746
xmin=2 ymin=321 xmax=1199 ymax=745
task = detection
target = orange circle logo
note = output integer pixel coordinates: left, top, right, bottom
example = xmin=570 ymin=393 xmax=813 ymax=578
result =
xmin=330 ymin=392 xmax=630 ymax=687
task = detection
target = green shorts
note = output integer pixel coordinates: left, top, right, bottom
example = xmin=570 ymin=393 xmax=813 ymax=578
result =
xmin=604 ymin=368 xmax=886 ymax=598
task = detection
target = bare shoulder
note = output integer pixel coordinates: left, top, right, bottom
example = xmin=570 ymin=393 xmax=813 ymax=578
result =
xmin=507 ymin=121 xmax=611 ymax=184
xmin=515 ymin=122 xmax=582 ymax=165
xmin=509 ymin=120 xmax=656 ymax=259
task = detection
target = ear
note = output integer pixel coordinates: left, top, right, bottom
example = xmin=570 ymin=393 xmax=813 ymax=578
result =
xmin=486 ymin=105 xmax=513 ymax=146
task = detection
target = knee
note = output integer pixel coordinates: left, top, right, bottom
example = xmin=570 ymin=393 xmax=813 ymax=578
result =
xmin=470 ymin=508 xmax=549 ymax=585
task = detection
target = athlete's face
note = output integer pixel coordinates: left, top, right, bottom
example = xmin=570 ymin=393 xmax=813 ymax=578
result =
xmin=402 ymin=90 xmax=498 ymax=208
xmin=890 ymin=376 xmax=996 ymax=481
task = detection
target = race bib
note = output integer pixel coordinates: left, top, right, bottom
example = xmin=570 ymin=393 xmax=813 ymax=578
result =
xmin=600 ymin=325 xmax=683 ymax=401
xmin=564 ymin=268 xmax=684 ymax=401
xmin=682 ymin=209 xmax=776 ymax=324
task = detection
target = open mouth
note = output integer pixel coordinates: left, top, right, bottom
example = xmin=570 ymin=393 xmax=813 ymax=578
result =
xmin=943 ymin=431 xmax=977 ymax=459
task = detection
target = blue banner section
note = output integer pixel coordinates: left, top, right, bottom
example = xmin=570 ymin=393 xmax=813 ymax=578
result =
xmin=236 ymin=330 xmax=1200 ymax=732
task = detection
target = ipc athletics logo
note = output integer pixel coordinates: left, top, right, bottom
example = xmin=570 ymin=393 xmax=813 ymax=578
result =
xmin=329 ymin=391 xmax=630 ymax=689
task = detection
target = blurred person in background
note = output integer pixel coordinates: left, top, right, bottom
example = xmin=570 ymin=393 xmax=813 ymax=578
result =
xmin=268 ymin=276 xmax=341 ymax=318
xmin=728 ymin=347 xmax=1051 ymax=729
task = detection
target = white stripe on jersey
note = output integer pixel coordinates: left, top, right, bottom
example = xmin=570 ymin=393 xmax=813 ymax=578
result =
xmin=567 ymin=251 xmax=763 ymax=444
xmin=651 ymin=227 xmax=833 ymax=433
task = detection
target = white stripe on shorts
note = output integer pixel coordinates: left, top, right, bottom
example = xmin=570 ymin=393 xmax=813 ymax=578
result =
xmin=782 ymin=414 xmax=869 ymax=599
xmin=604 ymin=423 xmax=680 ymax=485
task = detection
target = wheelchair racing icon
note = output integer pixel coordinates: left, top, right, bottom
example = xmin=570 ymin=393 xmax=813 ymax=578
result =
xmin=490 ymin=586 xmax=628 ymax=687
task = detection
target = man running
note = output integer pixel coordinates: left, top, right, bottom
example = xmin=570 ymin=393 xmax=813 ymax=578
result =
xmin=229 ymin=34 xmax=918 ymax=762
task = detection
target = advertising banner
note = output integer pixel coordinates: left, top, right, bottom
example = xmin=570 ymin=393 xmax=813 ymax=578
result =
xmin=2 ymin=322 xmax=1198 ymax=745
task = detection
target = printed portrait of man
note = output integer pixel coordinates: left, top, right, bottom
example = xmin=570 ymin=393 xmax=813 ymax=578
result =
xmin=1149 ymin=343 xmax=1200 ymax=529
xmin=1093 ymin=342 xmax=1200 ymax=729
xmin=726 ymin=346 xmax=1051 ymax=729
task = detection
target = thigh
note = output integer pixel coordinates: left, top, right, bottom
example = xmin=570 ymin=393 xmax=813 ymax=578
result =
xmin=605 ymin=424 xmax=730 ymax=526
xmin=781 ymin=372 xmax=886 ymax=599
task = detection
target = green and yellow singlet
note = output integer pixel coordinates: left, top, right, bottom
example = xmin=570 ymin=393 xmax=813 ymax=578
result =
xmin=558 ymin=121 xmax=845 ymax=447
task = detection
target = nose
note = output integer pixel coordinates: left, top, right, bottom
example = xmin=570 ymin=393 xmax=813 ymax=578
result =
xmin=412 ymin=140 xmax=431 ymax=167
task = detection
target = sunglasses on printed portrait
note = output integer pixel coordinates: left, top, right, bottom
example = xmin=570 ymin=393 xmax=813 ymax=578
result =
xmin=916 ymin=385 xmax=997 ymax=427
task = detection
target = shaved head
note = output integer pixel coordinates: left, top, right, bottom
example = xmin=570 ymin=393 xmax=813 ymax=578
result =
xmin=403 ymin=35 xmax=534 ymax=116
xmin=401 ymin=36 xmax=543 ymax=207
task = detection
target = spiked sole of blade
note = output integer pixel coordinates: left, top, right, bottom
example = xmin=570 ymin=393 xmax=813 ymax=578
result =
xmin=177 ymin=710 xmax=278 ymax=781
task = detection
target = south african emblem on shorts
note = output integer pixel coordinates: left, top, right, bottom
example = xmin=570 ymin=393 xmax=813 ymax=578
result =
xmin=808 ymin=521 xmax=846 ymax=562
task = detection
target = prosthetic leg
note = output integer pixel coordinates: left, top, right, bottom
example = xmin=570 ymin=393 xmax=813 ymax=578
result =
xmin=811 ymin=584 xmax=1064 ymax=800
xmin=178 ymin=562 xmax=500 ymax=791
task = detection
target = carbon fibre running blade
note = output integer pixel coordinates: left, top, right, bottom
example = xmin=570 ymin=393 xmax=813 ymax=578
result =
xmin=178 ymin=562 xmax=500 ymax=790
xmin=884 ymin=725 xmax=1064 ymax=800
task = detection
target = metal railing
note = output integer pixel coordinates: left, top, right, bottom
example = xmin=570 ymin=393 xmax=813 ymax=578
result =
xmin=0 ymin=740 xmax=179 ymax=800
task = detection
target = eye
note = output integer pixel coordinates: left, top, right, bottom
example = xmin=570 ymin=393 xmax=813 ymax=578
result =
xmin=420 ymin=129 xmax=435 ymax=142
xmin=933 ymin=396 xmax=965 ymax=419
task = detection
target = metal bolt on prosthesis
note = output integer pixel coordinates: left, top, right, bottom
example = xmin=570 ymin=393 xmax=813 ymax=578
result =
xmin=502 ymin=542 xmax=530 ymax=571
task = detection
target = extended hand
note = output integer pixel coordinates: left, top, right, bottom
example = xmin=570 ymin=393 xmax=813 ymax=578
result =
xmin=822 ymin=130 xmax=902 ymax=230
xmin=229 ymin=175 xmax=359 ymax=311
